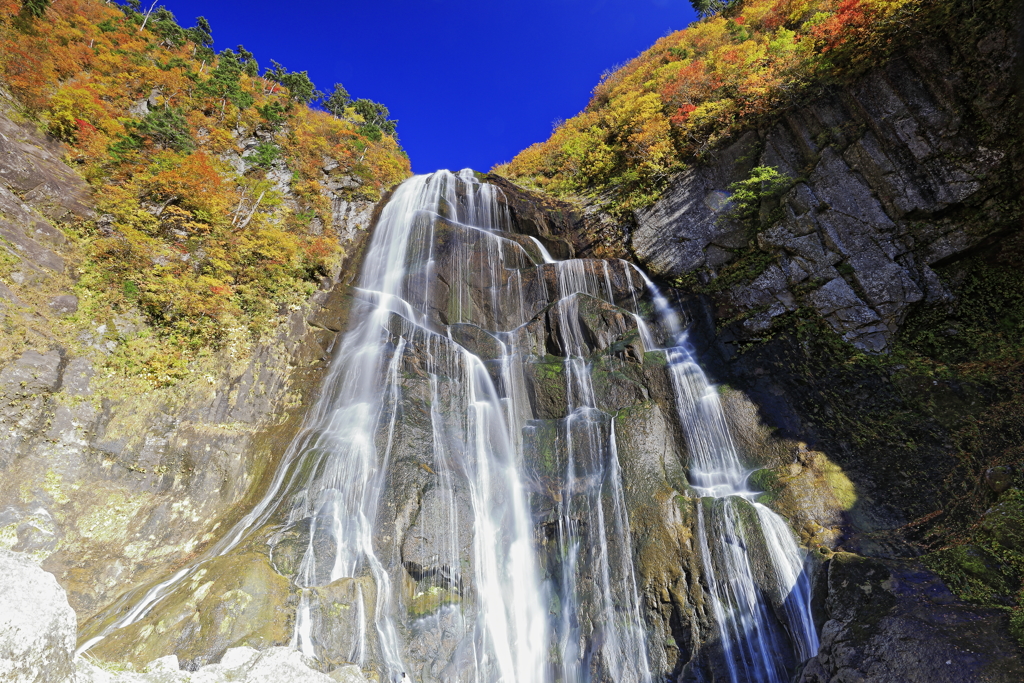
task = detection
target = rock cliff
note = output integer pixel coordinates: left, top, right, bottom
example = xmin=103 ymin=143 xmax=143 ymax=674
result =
xmin=625 ymin=28 xmax=1023 ymax=354
xmin=0 ymin=87 xmax=380 ymax=631
xmin=490 ymin=5 xmax=1024 ymax=679
xmin=2 ymin=2 xmax=1023 ymax=681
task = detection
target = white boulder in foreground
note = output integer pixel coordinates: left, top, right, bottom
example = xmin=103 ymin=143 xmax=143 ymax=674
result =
xmin=0 ymin=549 xmax=77 ymax=683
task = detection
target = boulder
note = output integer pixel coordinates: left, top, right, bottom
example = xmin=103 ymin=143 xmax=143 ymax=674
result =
xmin=89 ymin=553 xmax=292 ymax=668
xmin=48 ymin=295 xmax=79 ymax=316
xmin=0 ymin=349 xmax=63 ymax=397
xmin=985 ymin=467 xmax=1015 ymax=494
xmin=0 ymin=549 xmax=77 ymax=683
xmin=980 ymin=491 xmax=1024 ymax=552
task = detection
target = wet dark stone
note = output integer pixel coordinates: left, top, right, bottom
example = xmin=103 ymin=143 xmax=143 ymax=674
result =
xmin=985 ymin=467 xmax=1015 ymax=494
xmin=799 ymin=554 xmax=1024 ymax=683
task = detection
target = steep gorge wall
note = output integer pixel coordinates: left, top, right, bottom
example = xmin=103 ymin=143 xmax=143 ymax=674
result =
xmin=625 ymin=25 xmax=1021 ymax=354
xmin=2 ymin=5 xmax=1022 ymax=680
xmin=441 ymin=169 xmax=1024 ymax=681
xmin=526 ymin=0 xmax=1024 ymax=549
xmin=0 ymin=88 xmax=381 ymax=625
xmin=495 ymin=8 xmax=1024 ymax=680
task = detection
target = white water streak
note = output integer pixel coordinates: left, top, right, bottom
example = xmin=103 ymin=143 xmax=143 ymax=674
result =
xmin=636 ymin=269 xmax=819 ymax=682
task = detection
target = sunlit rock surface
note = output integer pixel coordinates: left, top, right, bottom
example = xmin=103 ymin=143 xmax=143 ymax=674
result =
xmin=77 ymin=647 xmax=368 ymax=683
xmin=623 ymin=36 xmax=1022 ymax=353
xmin=0 ymin=549 xmax=76 ymax=683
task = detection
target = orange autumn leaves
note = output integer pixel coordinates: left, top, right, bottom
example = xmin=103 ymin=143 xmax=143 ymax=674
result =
xmin=496 ymin=0 xmax=916 ymax=215
xmin=0 ymin=0 xmax=410 ymax=357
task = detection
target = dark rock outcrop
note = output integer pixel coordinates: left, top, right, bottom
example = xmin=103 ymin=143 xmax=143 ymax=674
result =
xmin=799 ymin=553 xmax=1024 ymax=682
xmin=628 ymin=30 xmax=1023 ymax=352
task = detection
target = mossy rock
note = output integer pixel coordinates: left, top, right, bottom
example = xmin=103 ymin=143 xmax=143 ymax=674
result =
xmin=981 ymin=489 xmax=1024 ymax=552
xmin=523 ymin=357 xmax=568 ymax=419
xmin=589 ymin=361 xmax=650 ymax=413
xmin=89 ymin=552 xmax=292 ymax=668
xmin=751 ymin=450 xmax=853 ymax=549
xmin=923 ymin=543 xmax=1019 ymax=605
xmin=302 ymin=576 xmax=378 ymax=667
xmin=407 ymin=584 xmax=460 ymax=617
xmin=449 ymin=323 xmax=503 ymax=360
xmin=699 ymin=497 xmax=774 ymax=592
xmin=523 ymin=419 xmax=563 ymax=483
xmin=749 ymin=468 xmax=782 ymax=503
xmin=268 ymin=517 xmax=312 ymax=579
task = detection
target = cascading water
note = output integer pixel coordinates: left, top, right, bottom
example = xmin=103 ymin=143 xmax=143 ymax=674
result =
xmin=636 ymin=274 xmax=819 ymax=683
xmin=79 ymin=170 xmax=818 ymax=683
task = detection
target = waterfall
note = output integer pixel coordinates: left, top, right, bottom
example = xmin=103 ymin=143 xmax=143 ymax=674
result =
xmin=636 ymin=272 xmax=819 ymax=683
xmin=79 ymin=170 xmax=818 ymax=683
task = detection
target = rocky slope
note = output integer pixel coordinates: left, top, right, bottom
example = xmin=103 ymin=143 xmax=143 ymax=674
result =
xmin=1 ymin=547 xmax=366 ymax=682
xmin=1 ymin=2 xmax=1023 ymax=682
xmin=0 ymin=87 xmax=381 ymax=633
xmin=595 ymin=24 xmax=1023 ymax=355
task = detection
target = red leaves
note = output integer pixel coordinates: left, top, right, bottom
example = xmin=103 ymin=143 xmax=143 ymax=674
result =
xmin=812 ymin=0 xmax=870 ymax=52
xmin=659 ymin=59 xmax=717 ymax=112
xmin=1 ymin=38 xmax=54 ymax=110
xmin=670 ymin=104 xmax=698 ymax=126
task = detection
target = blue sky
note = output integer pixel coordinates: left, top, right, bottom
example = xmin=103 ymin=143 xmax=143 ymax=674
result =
xmin=161 ymin=0 xmax=698 ymax=174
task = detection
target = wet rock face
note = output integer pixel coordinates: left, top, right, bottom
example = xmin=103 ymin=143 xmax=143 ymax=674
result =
xmin=0 ymin=548 xmax=360 ymax=683
xmin=0 ymin=550 xmax=77 ymax=683
xmin=799 ymin=553 xmax=1024 ymax=683
xmin=373 ymin=258 xmax=703 ymax=681
xmin=91 ymin=552 xmax=293 ymax=667
xmin=91 ymin=175 xmax=724 ymax=681
xmin=630 ymin=36 xmax=1022 ymax=352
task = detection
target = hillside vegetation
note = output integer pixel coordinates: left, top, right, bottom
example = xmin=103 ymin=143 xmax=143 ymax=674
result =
xmin=0 ymin=0 xmax=409 ymax=380
xmin=495 ymin=0 xmax=922 ymax=215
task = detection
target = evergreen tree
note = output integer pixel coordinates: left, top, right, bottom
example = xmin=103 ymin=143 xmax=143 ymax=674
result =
xmin=186 ymin=16 xmax=213 ymax=48
xmin=690 ymin=0 xmax=734 ymax=18
xmin=323 ymin=83 xmax=351 ymax=117
xmin=236 ymin=45 xmax=259 ymax=78
xmin=266 ymin=61 xmax=323 ymax=104
xmin=149 ymin=8 xmax=188 ymax=47
xmin=353 ymin=98 xmax=397 ymax=137
xmin=198 ymin=49 xmax=254 ymax=109
xmin=21 ymin=0 xmax=51 ymax=18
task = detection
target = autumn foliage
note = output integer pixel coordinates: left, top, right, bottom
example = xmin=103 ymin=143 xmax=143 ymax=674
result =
xmin=495 ymin=0 xmax=917 ymax=215
xmin=0 ymin=0 xmax=410 ymax=366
